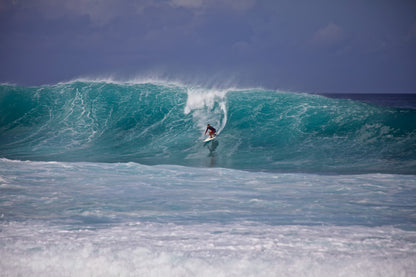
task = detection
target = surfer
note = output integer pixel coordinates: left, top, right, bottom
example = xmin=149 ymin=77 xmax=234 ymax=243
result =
xmin=205 ymin=124 xmax=216 ymax=138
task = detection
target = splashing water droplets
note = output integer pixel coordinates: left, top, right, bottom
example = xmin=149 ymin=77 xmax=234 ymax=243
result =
xmin=184 ymin=88 xmax=228 ymax=134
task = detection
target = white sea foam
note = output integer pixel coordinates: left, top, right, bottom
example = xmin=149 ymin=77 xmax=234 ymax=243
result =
xmin=1 ymin=221 xmax=415 ymax=277
xmin=184 ymin=87 xmax=228 ymax=135
xmin=1 ymin=159 xmax=415 ymax=276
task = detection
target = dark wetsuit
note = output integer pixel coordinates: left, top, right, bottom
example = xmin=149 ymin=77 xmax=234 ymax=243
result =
xmin=207 ymin=126 xmax=216 ymax=133
xmin=205 ymin=125 xmax=216 ymax=137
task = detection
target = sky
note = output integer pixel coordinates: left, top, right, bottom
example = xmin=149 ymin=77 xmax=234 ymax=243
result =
xmin=1 ymin=0 xmax=415 ymax=93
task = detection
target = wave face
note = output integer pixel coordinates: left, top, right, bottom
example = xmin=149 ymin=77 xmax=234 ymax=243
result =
xmin=1 ymin=81 xmax=415 ymax=173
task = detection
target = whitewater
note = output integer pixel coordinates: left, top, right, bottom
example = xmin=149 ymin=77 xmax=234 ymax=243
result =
xmin=1 ymin=81 xmax=415 ymax=276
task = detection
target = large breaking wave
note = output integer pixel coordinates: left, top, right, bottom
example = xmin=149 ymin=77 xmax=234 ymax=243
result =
xmin=1 ymin=81 xmax=415 ymax=174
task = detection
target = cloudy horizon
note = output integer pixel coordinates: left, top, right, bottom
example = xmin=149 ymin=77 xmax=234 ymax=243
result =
xmin=1 ymin=0 xmax=415 ymax=93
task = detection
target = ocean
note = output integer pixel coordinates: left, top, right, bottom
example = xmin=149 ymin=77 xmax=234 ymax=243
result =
xmin=1 ymin=81 xmax=415 ymax=276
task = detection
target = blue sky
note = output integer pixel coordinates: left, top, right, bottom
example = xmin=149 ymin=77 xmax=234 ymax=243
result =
xmin=1 ymin=0 xmax=415 ymax=93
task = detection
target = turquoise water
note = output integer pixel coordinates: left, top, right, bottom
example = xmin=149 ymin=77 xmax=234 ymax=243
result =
xmin=1 ymin=81 xmax=415 ymax=276
xmin=1 ymin=81 xmax=415 ymax=173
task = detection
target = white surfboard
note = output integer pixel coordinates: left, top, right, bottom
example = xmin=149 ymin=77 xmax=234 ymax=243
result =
xmin=203 ymin=136 xmax=216 ymax=143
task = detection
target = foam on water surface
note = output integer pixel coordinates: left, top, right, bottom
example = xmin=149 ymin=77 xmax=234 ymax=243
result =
xmin=1 ymin=159 xmax=415 ymax=228
xmin=0 ymin=158 xmax=415 ymax=277
xmin=1 ymin=221 xmax=415 ymax=277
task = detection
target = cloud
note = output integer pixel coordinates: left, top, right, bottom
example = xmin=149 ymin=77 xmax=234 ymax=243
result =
xmin=2 ymin=0 xmax=416 ymax=92
xmin=170 ymin=0 xmax=203 ymax=9
xmin=223 ymin=0 xmax=256 ymax=11
xmin=170 ymin=0 xmax=256 ymax=12
xmin=1 ymin=0 xmax=154 ymax=25
xmin=310 ymin=23 xmax=346 ymax=48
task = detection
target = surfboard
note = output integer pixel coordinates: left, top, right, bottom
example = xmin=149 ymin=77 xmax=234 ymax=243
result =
xmin=203 ymin=136 xmax=216 ymax=143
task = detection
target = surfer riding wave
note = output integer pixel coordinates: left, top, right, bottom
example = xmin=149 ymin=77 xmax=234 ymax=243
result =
xmin=204 ymin=124 xmax=216 ymax=138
